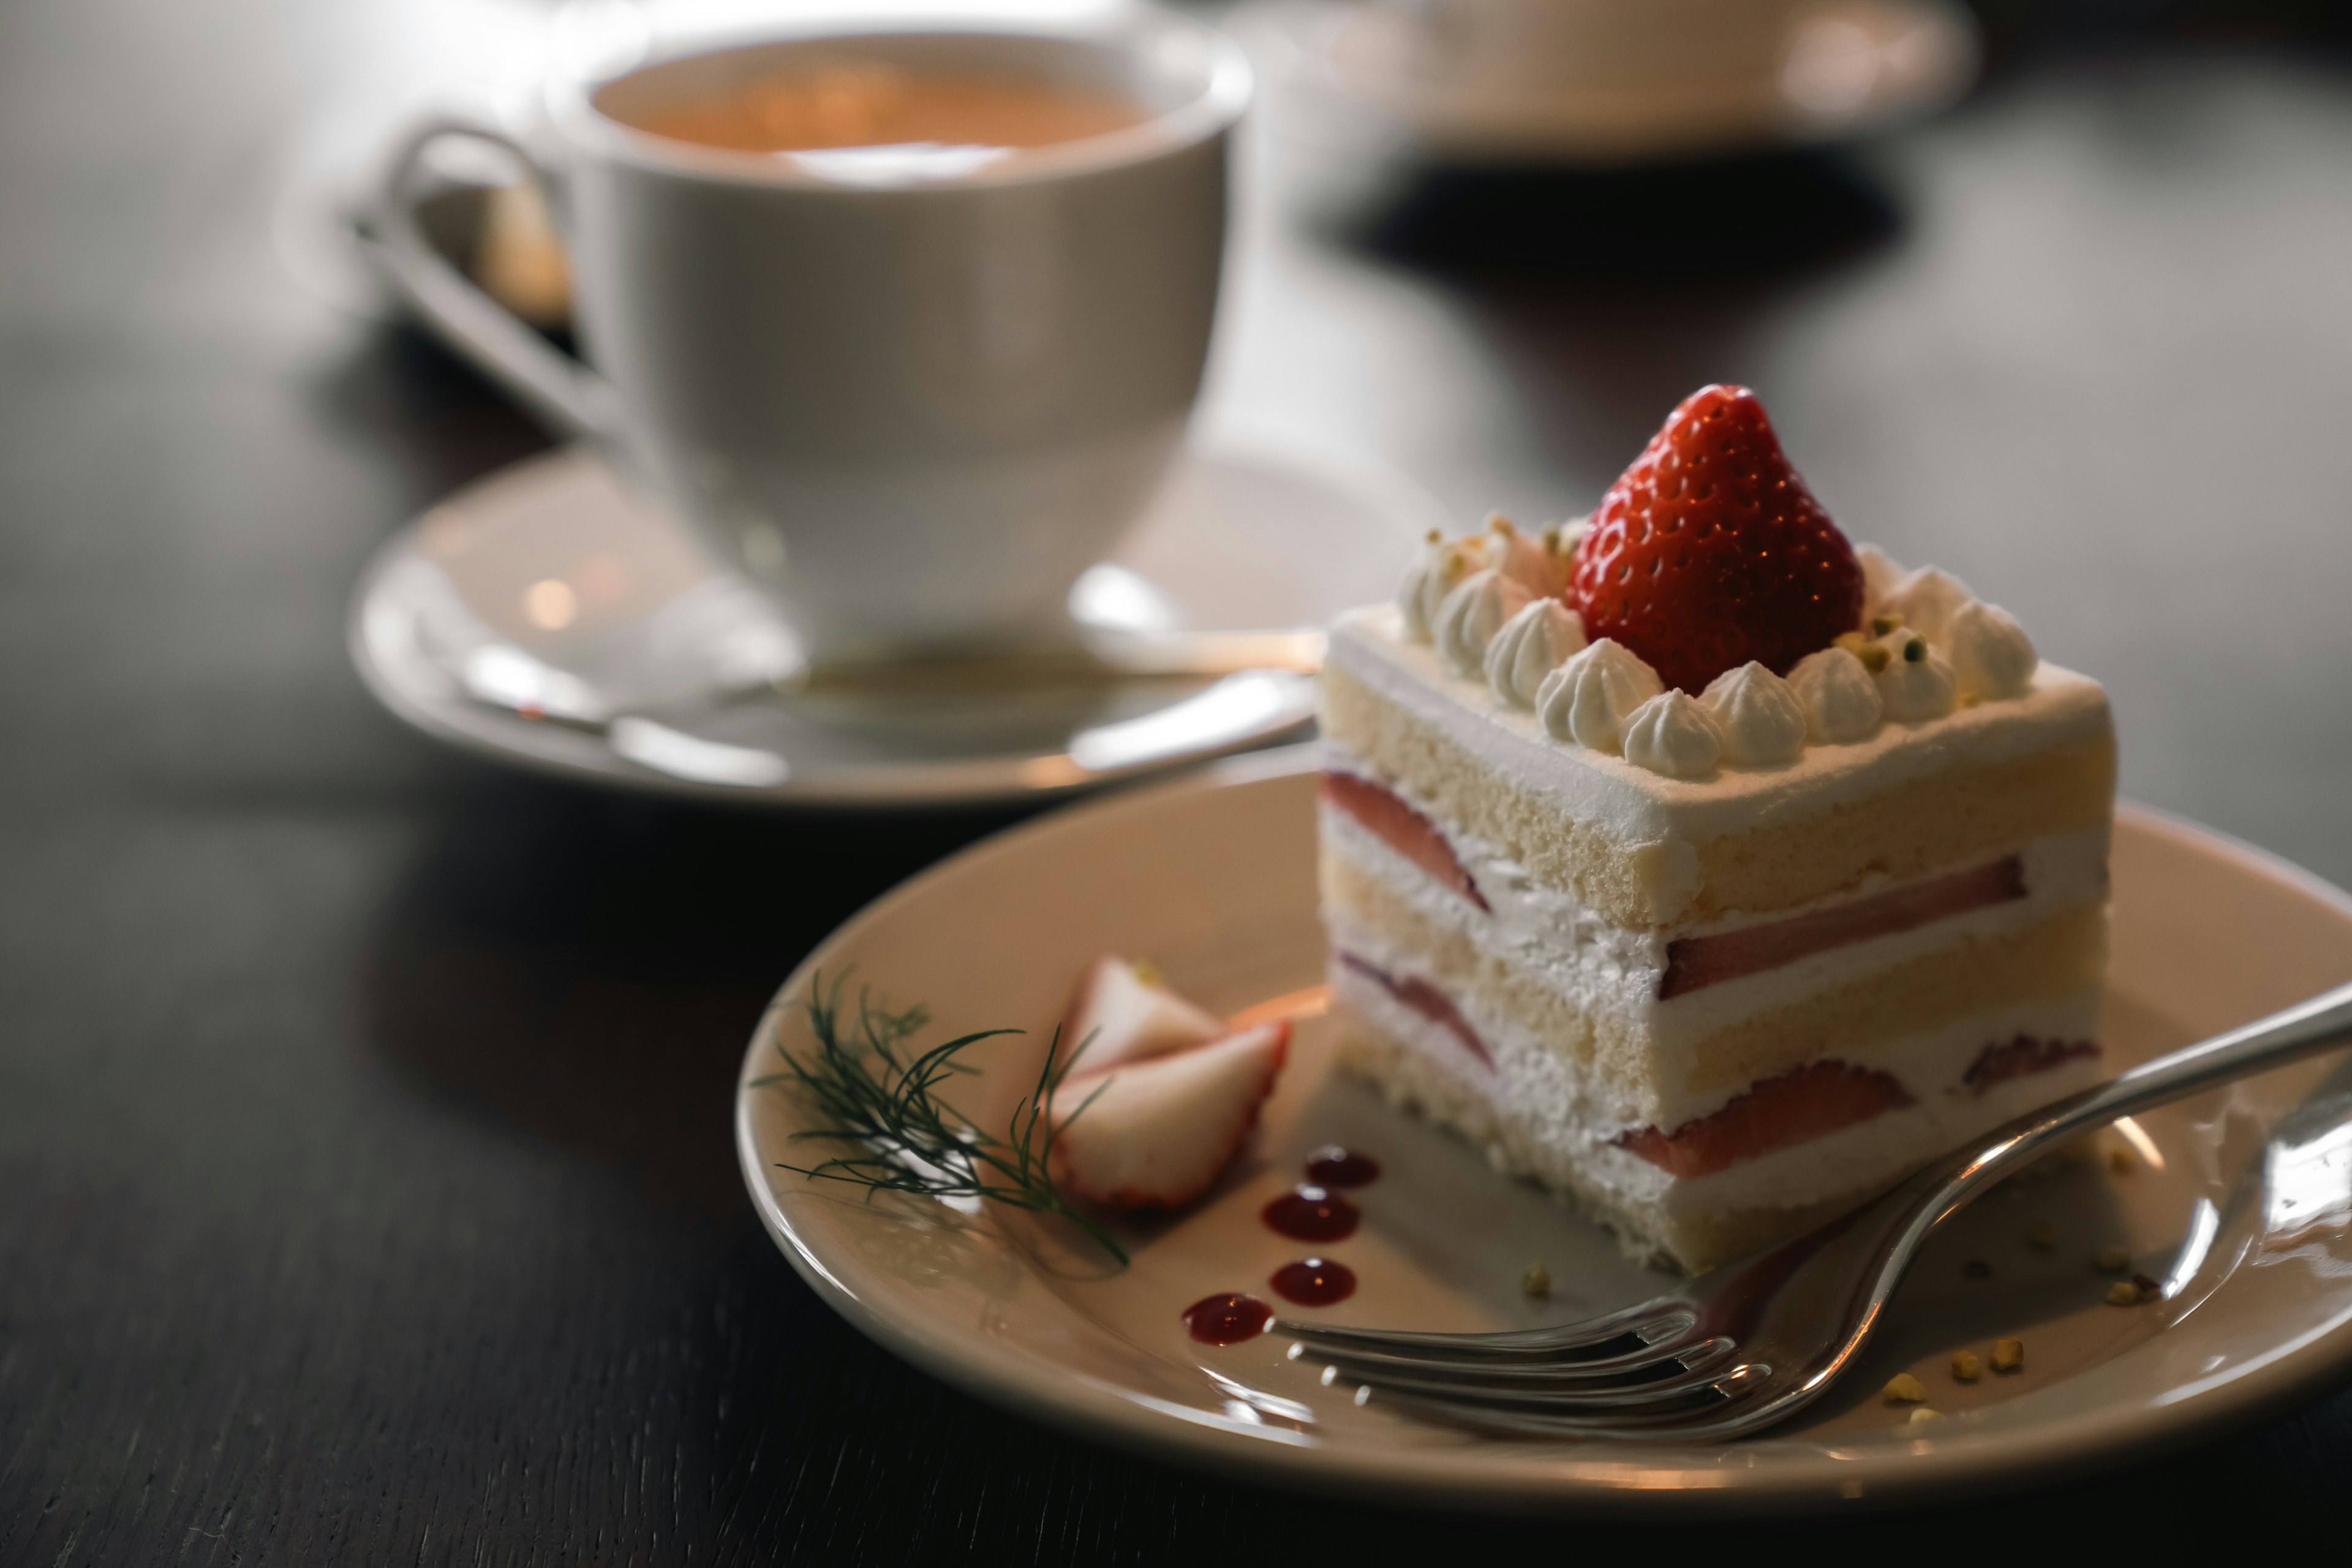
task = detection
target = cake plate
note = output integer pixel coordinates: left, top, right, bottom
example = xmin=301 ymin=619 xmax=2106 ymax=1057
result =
xmin=349 ymin=430 xmax=1446 ymax=807
xmin=736 ymin=749 xmax=2352 ymax=1512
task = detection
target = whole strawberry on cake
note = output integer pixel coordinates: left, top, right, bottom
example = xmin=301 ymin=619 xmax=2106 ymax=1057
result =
xmin=1319 ymin=385 xmax=2114 ymax=1272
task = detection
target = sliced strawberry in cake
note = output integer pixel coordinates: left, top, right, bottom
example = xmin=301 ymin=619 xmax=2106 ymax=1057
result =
xmin=1319 ymin=771 xmax=1486 ymax=910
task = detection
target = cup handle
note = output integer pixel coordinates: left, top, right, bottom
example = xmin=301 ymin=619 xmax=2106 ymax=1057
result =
xmin=370 ymin=116 xmax=617 ymax=441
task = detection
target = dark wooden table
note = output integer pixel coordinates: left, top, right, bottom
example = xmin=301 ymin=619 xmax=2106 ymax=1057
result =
xmin=7 ymin=1 xmax=2351 ymax=1558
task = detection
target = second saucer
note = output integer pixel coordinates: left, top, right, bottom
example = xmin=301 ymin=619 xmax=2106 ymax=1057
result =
xmin=350 ymin=428 xmax=1449 ymax=807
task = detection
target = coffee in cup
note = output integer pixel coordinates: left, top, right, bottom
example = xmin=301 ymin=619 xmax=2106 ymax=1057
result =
xmin=605 ymin=58 xmax=1149 ymax=162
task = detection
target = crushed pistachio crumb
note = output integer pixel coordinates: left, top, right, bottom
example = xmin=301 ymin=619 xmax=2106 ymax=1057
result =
xmin=1883 ymin=1373 xmax=1928 ymax=1404
xmin=2108 ymin=1147 xmax=2135 ymax=1174
xmin=1991 ymin=1338 xmax=2024 ymax=1373
xmin=2105 ymin=1280 xmax=2142 ymax=1306
xmin=1908 ymin=1407 xmax=1944 ymax=1426
xmin=1902 ymin=635 xmax=1928 ymax=663
xmin=2133 ymin=1272 xmax=2162 ymax=1302
xmin=1521 ymin=1262 xmax=1551 ymax=1299
xmin=1950 ymin=1351 xmax=1981 ymax=1383
xmin=2027 ymin=1224 xmax=2057 ymax=1251
xmin=2095 ymin=1245 xmax=2132 ymax=1273
xmin=1128 ymin=957 xmax=1164 ymax=989
xmin=1871 ymin=614 xmax=1903 ymax=636
xmin=1833 ymin=630 xmax=1893 ymax=673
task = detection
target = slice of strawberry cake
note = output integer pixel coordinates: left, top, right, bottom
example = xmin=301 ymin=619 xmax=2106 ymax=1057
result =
xmin=1320 ymin=385 xmax=2114 ymax=1272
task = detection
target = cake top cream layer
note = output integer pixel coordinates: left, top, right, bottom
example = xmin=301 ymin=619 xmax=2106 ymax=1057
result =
xmin=1329 ymin=604 xmax=2113 ymax=846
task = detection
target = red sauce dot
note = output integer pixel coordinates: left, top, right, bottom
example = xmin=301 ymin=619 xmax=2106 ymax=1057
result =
xmin=1182 ymin=1292 xmax=1273 ymax=1345
xmin=1303 ymin=1146 xmax=1381 ymax=1188
xmin=1263 ymin=1185 xmax=1360 ymax=1243
xmin=1270 ymin=1257 xmax=1357 ymax=1307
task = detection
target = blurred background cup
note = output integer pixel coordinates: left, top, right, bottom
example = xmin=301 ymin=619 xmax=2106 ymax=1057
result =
xmin=371 ymin=3 xmax=1250 ymax=670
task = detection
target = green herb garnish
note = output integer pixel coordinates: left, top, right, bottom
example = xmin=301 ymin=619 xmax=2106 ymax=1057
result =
xmin=753 ymin=973 xmax=1125 ymax=1264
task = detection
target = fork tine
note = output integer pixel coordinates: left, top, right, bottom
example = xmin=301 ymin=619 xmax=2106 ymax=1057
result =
xmin=1271 ymin=1300 xmax=1694 ymax=1363
xmin=1293 ymin=1332 xmax=1732 ymax=1388
xmin=1322 ymin=1354 xmax=1744 ymax=1411
xmin=1368 ymin=1362 xmax=1771 ymax=1439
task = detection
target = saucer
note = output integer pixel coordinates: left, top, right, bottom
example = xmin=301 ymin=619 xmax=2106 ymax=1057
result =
xmin=348 ymin=431 xmax=1449 ymax=806
xmin=1243 ymin=0 xmax=1978 ymax=165
xmin=737 ymin=756 xmax=2352 ymax=1509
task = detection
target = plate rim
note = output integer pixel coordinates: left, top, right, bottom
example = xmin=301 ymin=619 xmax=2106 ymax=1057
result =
xmin=733 ymin=758 xmax=2352 ymax=1511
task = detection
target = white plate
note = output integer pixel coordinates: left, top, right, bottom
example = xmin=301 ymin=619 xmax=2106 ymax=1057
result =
xmin=1245 ymin=0 xmax=1977 ymax=165
xmin=348 ymin=434 xmax=1446 ymax=806
xmin=736 ymin=752 xmax=2352 ymax=1510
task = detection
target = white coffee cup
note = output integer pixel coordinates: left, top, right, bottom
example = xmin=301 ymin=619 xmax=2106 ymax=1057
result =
xmin=373 ymin=5 xmax=1249 ymax=668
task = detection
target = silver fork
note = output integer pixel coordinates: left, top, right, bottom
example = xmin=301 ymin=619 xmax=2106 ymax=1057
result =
xmin=1279 ymin=978 xmax=2352 ymax=1442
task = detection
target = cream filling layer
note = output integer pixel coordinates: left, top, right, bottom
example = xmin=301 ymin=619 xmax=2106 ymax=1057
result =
xmin=1332 ymin=956 xmax=2106 ymax=1219
xmin=1319 ymin=785 xmax=2109 ymax=1057
xmin=1327 ymin=899 xmax=2103 ymax=1129
xmin=1326 ymin=605 xmax=2111 ymax=846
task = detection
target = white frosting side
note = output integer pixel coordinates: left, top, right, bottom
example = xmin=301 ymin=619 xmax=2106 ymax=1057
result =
xmin=1700 ymin=662 xmax=1806 ymax=766
xmin=1483 ymin=598 xmax=1586 ymax=709
xmin=1332 ymin=952 xmax=2106 ymax=1218
xmin=1327 ymin=605 xmax=2111 ymax=852
xmin=1621 ymin=691 xmax=1723 ymax=780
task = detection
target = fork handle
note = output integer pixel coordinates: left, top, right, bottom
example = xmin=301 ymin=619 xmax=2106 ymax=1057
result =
xmin=1901 ymin=975 xmax=2352 ymax=1247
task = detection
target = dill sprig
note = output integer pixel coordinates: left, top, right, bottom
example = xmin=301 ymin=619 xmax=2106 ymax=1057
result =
xmin=752 ymin=972 xmax=1125 ymax=1264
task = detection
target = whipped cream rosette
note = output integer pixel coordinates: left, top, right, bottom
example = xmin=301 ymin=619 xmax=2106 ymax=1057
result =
xmin=1485 ymin=598 xmax=1586 ymax=709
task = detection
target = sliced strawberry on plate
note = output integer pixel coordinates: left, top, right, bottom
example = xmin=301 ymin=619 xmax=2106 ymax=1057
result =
xmin=1571 ymin=385 xmax=1864 ymax=694
xmin=1049 ymin=1021 xmax=1292 ymax=1209
xmin=1058 ymin=955 xmax=1223 ymax=1077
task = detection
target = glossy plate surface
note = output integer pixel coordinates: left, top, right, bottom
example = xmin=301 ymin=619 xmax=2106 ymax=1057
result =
xmin=735 ymin=752 xmax=2352 ymax=1509
xmin=350 ymin=436 xmax=1441 ymax=806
